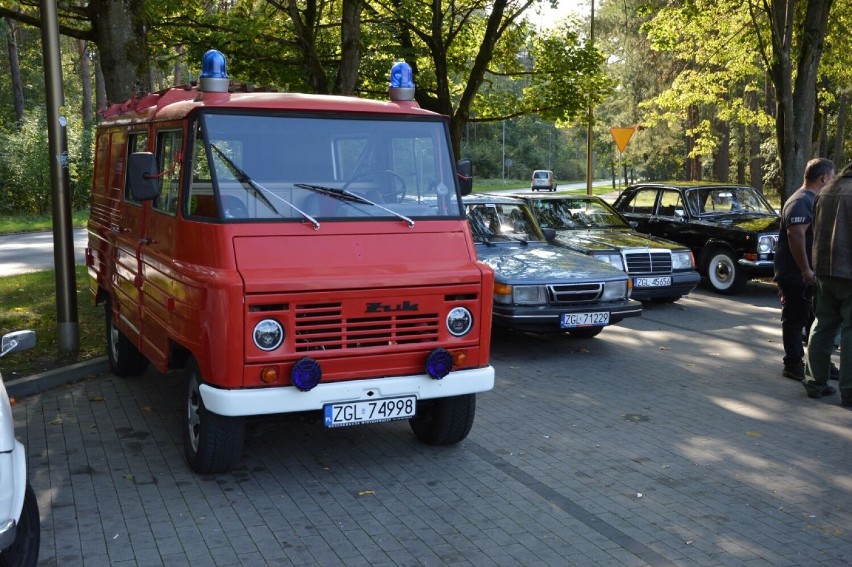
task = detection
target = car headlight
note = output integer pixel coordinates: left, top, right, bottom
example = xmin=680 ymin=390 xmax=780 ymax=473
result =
xmin=672 ymin=250 xmax=694 ymax=270
xmin=446 ymin=307 xmax=473 ymax=337
xmin=253 ymin=318 xmax=284 ymax=351
xmin=758 ymin=234 xmax=777 ymax=254
xmin=513 ymin=285 xmax=548 ymax=305
xmin=601 ymin=280 xmax=628 ymax=301
xmin=593 ymin=252 xmax=624 ymax=271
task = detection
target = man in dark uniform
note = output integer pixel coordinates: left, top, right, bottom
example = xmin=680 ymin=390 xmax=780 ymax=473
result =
xmin=803 ymin=163 xmax=852 ymax=403
xmin=774 ymin=158 xmax=835 ymax=381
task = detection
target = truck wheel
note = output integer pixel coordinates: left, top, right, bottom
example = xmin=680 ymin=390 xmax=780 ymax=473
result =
xmin=568 ymin=326 xmax=603 ymax=338
xmin=410 ymin=394 xmax=476 ymax=446
xmin=705 ymin=249 xmax=746 ymax=295
xmin=183 ymin=357 xmax=244 ymax=474
xmin=105 ymin=297 xmax=148 ymax=377
xmin=1 ymin=483 xmax=40 ymax=567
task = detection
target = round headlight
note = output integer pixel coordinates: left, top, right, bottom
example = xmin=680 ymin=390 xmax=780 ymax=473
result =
xmin=253 ymin=319 xmax=284 ymax=351
xmin=447 ymin=307 xmax=473 ymax=337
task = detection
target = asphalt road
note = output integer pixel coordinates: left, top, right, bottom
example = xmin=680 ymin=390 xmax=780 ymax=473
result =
xmin=13 ymin=282 xmax=852 ymax=565
xmin=0 ymin=228 xmax=88 ymax=276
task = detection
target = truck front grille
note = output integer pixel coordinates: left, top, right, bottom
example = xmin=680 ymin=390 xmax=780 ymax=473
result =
xmin=294 ymin=302 xmax=439 ymax=351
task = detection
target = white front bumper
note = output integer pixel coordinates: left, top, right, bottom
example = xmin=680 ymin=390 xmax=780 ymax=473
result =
xmin=200 ymin=366 xmax=495 ymax=417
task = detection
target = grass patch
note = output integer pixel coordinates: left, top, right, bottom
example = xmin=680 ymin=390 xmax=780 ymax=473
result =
xmin=473 ymin=178 xmax=616 ymax=196
xmin=0 ymin=210 xmax=89 ymax=235
xmin=0 ymin=265 xmax=103 ymax=380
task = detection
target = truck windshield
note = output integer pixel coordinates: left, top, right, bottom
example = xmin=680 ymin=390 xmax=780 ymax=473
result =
xmin=186 ymin=111 xmax=463 ymax=222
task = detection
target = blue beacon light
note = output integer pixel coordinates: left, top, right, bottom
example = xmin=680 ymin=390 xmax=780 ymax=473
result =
xmin=389 ymin=61 xmax=415 ymax=101
xmin=200 ymin=49 xmax=230 ymax=93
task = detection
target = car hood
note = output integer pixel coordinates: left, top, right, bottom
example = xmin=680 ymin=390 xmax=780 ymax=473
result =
xmin=696 ymin=213 xmax=780 ymax=233
xmin=474 ymin=242 xmax=627 ymax=284
xmin=554 ymin=228 xmax=684 ymax=253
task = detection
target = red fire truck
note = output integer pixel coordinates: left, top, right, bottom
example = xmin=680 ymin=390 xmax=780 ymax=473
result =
xmin=86 ymin=51 xmax=495 ymax=473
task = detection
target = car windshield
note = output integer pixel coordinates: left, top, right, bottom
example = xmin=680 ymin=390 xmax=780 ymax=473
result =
xmin=685 ymin=187 xmax=776 ymax=217
xmin=185 ymin=111 xmax=463 ymax=222
xmin=529 ymin=198 xmax=629 ymax=230
xmin=466 ymin=203 xmax=543 ymax=243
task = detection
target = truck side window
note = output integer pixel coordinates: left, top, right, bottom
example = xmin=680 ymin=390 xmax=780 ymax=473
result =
xmin=153 ymin=130 xmax=183 ymax=215
xmin=124 ymin=131 xmax=148 ymax=203
xmin=186 ymin=133 xmax=218 ymax=219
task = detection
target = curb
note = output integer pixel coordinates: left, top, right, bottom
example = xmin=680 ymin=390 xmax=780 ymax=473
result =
xmin=7 ymin=356 xmax=110 ymax=398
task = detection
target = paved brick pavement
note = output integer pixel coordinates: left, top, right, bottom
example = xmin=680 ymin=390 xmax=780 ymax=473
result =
xmin=10 ymin=283 xmax=852 ymax=566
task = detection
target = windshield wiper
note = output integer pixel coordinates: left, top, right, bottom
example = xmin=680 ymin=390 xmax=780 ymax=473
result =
xmin=210 ymin=144 xmax=320 ymax=230
xmin=295 ymin=183 xmax=414 ymax=228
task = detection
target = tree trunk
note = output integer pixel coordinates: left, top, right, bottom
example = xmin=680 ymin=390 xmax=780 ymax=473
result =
xmin=95 ymin=56 xmax=107 ymax=112
xmin=283 ymin=0 xmax=329 ymax=93
xmin=335 ymin=0 xmax=362 ymax=95
xmin=89 ymin=0 xmax=152 ymax=102
xmin=712 ymin=116 xmax=730 ymax=182
xmin=833 ymin=92 xmax=847 ymax=166
xmin=76 ymin=39 xmax=93 ymax=123
xmin=745 ymin=88 xmax=763 ymax=191
xmin=4 ymin=17 xmax=25 ymax=127
xmin=762 ymin=0 xmax=833 ymax=203
xmin=685 ymin=105 xmax=701 ymax=181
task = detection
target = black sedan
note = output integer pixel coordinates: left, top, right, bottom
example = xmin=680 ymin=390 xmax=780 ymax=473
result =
xmin=518 ymin=194 xmax=701 ymax=302
xmin=612 ymin=183 xmax=780 ymax=294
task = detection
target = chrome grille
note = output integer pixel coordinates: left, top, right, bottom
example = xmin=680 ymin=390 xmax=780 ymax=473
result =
xmin=624 ymin=251 xmax=672 ymax=275
xmin=294 ymin=302 xmax=439 ymax=351
xmin=548 ymin=283 xmax=603 ymax=303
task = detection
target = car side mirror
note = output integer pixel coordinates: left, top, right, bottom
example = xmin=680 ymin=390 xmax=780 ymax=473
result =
xmin=542 ymin=228 xmax=557 ymax=241
xmin=629 ymin=221 xmax=638 ymax=229
xmin=674 ymin=209 xmax=685 ymax=219
xmin=127 ymin=152 xmax=161 ymax=201
xmin=457 ymin=159 xmax=473 ymax=196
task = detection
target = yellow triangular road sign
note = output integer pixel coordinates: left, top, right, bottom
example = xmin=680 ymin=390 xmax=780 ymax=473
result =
xmin=610 ymin=127 xmax=636 ymax=153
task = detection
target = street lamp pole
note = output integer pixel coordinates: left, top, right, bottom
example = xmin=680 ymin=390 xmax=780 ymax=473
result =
xmin=502 ymin=120 xmax=506 ymax=182
xmin=586 ymin=0 xmax=595 ymax=195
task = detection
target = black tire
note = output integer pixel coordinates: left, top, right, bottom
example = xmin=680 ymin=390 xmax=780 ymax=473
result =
xmin=568 ymin=326 xmax=604 ymax=339
xmin=704 ymin=249 xmax=746 ymax=295
xmin=0 ymin=483 xmax=40 ymax=567
xmin=183 ymin=357 xmax=245 ymax=474
xmin=105 ymin=296 xmax=148 ymax=377
xmin=410 ymin=394 xmax=476 ymax=446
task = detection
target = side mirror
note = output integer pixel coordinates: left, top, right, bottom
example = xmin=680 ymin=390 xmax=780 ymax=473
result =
xmin=457 ymin=159 xmax=473 ymax=196
xmin=127 ymin=152 xmax=161 ymax=201
xmin=629 ymin=221 xmax=638 ymax=229
xmin=1 ymin=330 xmax=36 ymax=358
xmin=542 ymin=228 xmax=557 ymax=242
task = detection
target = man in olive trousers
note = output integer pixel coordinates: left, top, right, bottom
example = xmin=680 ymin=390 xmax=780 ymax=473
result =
xmin=803 ymin=164 xmax=852 ymax=405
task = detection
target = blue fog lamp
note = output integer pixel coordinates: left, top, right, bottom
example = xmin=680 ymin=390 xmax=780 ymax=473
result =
xmin=200 ymin=49 xmax=229 ymax=93
xmin=426 ymin=348 xmax=453 ymax=380
xmin=389 ymin=61 xmax=415 ymax=101
xmin=291 ymin=357 xmax=322 ymax=391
